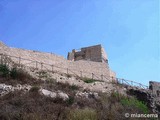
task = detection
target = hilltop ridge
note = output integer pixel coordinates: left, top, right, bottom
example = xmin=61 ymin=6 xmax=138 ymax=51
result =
xmin=0 ymin=41 xmax=115 ymax=81
xmin=0 ymin=41 xmax=159 ymax=119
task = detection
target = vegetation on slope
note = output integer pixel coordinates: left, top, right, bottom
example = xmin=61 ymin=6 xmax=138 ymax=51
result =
xmin=0 ymin=90 xmax=151 ymax=120
xmin=0 ymin=64 xmax=153 ymax=120
xmin=82 ymin=77 xmax=103 ymax=83
xmin=0 ymin=64 xmax=37 ymax=85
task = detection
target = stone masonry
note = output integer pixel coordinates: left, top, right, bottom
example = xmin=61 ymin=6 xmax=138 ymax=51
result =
xmin=149 ymin=81 xmax=160 ymax=114
xmin=0 ymin=41 xmax=116 ymax=81
xmin=149 ymin=81 xmax=160 ymax=98
xmin=67 ymin=44 xmax=108 ymax=63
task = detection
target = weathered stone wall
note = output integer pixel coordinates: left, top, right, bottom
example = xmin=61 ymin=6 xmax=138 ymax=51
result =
xmin=68 ymin=60 xmax=110 ymax=79
xmin=109 ymin=70 xmax=116 ymax=79
xmin=101 ymin=47 xmax=108 ymax=63
xmin=0 ymin=41 xmax=115 ymax=81
xmin=149 ymin=81 xmax=160 ymax=101
xmin=68 ymin=44 xmax=108 ymax=63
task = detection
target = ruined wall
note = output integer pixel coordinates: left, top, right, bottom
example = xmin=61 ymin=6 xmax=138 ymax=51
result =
xmin=149 ymin=81 xmax=160 ymax=114
xmin=149 ymin=81 xmax=160 ymax=100
xmin=0 ymin=41 xmax=114 ymax=81
xmin=68 ymin=45 xmax=108 ymax=63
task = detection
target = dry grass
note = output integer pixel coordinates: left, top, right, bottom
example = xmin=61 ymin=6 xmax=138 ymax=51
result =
xmin=42 ymin=81 xmax=80 ymax=96
xmin=0 ymin=91 xmax=67 ymax=120
xmin=0 ymin=89 xmax=152 ymax=120
xmin=67 ymin=108 xmax=97 ymax=120
xmin=0 ymin=64 xmax=152 ymax=120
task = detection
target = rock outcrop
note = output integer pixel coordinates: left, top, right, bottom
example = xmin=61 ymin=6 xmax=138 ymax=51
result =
xmin=0 ymin=83 xmax=69 ymax=101
xmin=40 ymin=89 xmax=69 ymax=100
xmin=127 ymin=86 xmax=160 ymax=115
xmin=0 ymin=84 xmax=31 ymax=96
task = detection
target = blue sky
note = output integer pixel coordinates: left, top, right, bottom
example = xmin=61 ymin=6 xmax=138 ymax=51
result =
xmin=0 ymin=0 xmax=159 ymax=86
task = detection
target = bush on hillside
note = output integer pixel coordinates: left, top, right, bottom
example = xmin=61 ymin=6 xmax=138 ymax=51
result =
xmin=110 ymin=92 xmax=149 ymax=113
xmin=10 ymin=67 xmax=32 ymax=80
xmin=0 ymin=64 xmax=34 ymax=85
xmin=83 ymin=78 xmax=98 ymax=83
xmin=98 ymin=92 xmax=150 ymax=120
xmin=66 ymin=96 xmax=75 ymax=105
xmin=0 ymin=64 xmax=10 ymax=77
xmin=120 ymin=97 xmax=149 ymax=114
xmin=10 ymin=67 xmax=17 ymax=79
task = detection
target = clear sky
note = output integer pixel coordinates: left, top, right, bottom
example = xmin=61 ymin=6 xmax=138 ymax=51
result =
xmin=0 ymin=0 xmax=159 ymax=86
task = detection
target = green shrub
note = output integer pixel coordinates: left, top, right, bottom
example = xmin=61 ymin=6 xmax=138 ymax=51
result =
xmin=109 ymin=92 xmax=149 ymax=114
xmin=0 ymin=64 xmax=10 ymax=77
xmin=67 ymin=108 xmax=97 ymax=120
xmin=0 ymin=64 xmax=34 ymax=85
xmin=83 ymin=78 xmax=98 ymax=83
xmin=111 ymin=92 xmax=120 ymax=98
xmin=10 ymin=67 xmax=18 ymax=79
xmin=67 ymin=96 xmax=75 ymax=105
xmin=10 ymin=68 xmax=32 ymax=80
xmin=120 ymin=97 xmax=149 ymax=113
xmin=110 ymin=92 xmax=123 ymax=101
xmin=37 ymin=70 xmax=48 ymax=78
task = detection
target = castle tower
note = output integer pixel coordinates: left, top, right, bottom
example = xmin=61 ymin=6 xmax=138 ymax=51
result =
xmin=67 ymin=44 xmax=108 ymax=64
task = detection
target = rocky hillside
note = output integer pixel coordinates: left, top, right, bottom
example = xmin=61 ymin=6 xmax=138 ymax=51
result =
xmin=0 ymin=61 xmax=159 ymax=119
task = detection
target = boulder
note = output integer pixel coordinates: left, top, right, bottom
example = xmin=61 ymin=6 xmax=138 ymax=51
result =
xmin=41 ymin=89 xmax=57 ymax=98
xmin=57 ymin=91 xmax=69 ymax=100
xmin=40 ymin=89 xmax=69 ymax=100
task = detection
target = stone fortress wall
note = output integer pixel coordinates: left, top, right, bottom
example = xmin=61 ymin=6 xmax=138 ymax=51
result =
xmin=67 ymin=44 xmax=108 ymax=63
xmin=0 ymin=41 xmax=115 ymax=81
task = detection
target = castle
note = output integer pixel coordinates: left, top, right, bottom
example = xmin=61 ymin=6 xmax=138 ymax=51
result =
xmin=0 ymin=41 xmax=116 ymax=81
xmin=0 ymin=41 xmax=160 ymax=114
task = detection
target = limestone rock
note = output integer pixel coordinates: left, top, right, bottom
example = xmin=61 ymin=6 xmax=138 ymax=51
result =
xmin=76 ymin=91 xmax=99 ymax=99
xmin=0 ymin=84 xmax=31 ymax=96
xmin=40 ymin=89 xmax=69 ymax=100
xmin=40 ymin=89 xmax=57 ymax=98
xmin=57 ymin=91 xmax=69 ymax=100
